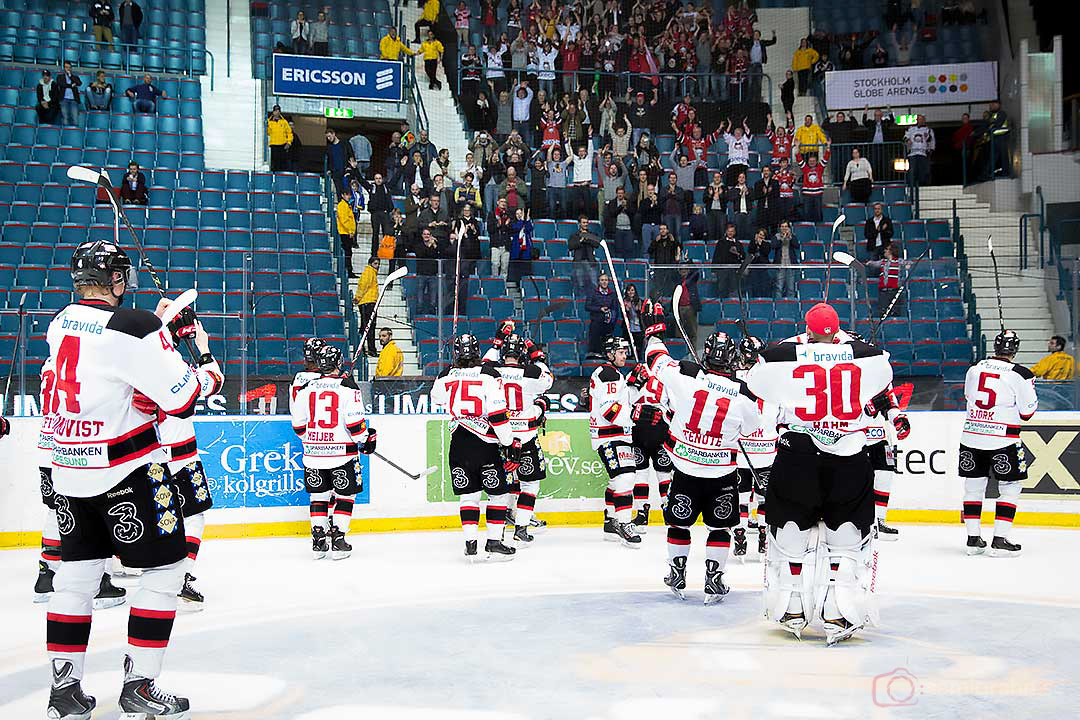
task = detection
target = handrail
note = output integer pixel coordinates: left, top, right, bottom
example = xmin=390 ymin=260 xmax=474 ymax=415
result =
xmin=226 ymin=0 xmax=231 ymax=77
xmin=1036 ymin=184 xmax=1046 ymax=266
xmin=49 ymin=37 xmax=214 ymax=89
xmin=1018 ymin=213 xmax=1040 ymax=270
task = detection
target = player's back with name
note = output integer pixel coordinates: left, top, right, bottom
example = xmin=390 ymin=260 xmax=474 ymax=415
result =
xmin=961 ymin=358 xmax=1037 ymax=450
xmin=431 ymin=364 xmax=507 ymax=443
xmin=589 ymin=363 xmax=632 ymax=448
xmin=45 ymin=301 xmax=201 ymax=497
xmin=291 ymin=375 xmax=367 ymax=467
xmin=487 ymin=360 xmax=552 ymax=440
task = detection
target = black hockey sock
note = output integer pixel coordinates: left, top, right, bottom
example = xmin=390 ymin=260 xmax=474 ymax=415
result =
xmin=459 ymin=505 xmax=480 ymax=542
xmin=485 ymin=502 xmax=507 ymax=541
xmin=612 ymin=491 xmax=633 ymax=523
xmin=604 ymin=487 xmax=615 ymax=518
xmin=659 ymin=477 xmax=671 ymax=501
xmin=309 ymin=500 xmax=329 ymax=530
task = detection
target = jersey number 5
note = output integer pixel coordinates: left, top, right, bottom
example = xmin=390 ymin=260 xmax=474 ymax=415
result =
xmin=793 ymin=363 xmax=862 ymax=422
xmin=975 ymin=372 xmax=999 ymax=410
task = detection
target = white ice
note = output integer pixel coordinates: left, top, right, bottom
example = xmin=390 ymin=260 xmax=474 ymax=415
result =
xmin=1 ymin=523 xmax=1078 ymax=718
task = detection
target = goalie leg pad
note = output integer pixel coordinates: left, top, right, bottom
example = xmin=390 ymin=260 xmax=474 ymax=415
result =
xmin=818 ymin=521 xmax=878 ymax=629
xmin=764 ymin=521 xmax=814 ymax=623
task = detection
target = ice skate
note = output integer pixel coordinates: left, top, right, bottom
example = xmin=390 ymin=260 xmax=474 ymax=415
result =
xmin=824 ymin=617 xmax=864 ymax=646
xmin=464 ymin=539 xmax=479 ymax=562
xmin=990 ymin=536 xmax=1021 ymax=557
xmin=34 ymin=560 xmax=55 ymax=603
xmin=513 ymin=525 xmax=534 ymax=544
xmin=485 ymin=539 xmax=516 ymax=561
xmin=119 ymin=654 xmax=190 ymax=719
xmin=875 ymin=519 xmax=899 ymax=541
xmin=329 ymin=526 xmax=352 ymax=560
xmin=632 ymin=503 xmax=650 ymax=534
xmin=528 ymin=516 xmax=547 ymax=532
xmin=602 ymin=516 xmax=619 ymax=542
xmin=311 ymin=526 xmax=329 ymax=560
xmin=93 ymin=573 xmax=126 ymax=610
xmin=663 ymin=556 xmax=687 ymax=600
xmin=703 ymin=559 xmax=729 ymax=604
xmin=779 ymin=612 xmax=808 ymax=639
xmin=177 ymin=574 xmax=204 ymax=611
xmin=111 ymin=562 xmax=142 ymax=578
xmin=615 ymin=522 xmax=642 ymax=549
xmin=966 ymin=535 xmax=987 ymax=556
xmin=47 ymin=661 xmax=95 ymax=720
xmin=733 ymin=527 xmax=748 ymax=562
xmin=757 ymin=525 xmax=767 ymax=556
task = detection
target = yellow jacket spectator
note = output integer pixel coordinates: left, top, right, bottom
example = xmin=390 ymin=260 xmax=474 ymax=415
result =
xmin=336 ymin=196 xmax=356 ymax=237
xmin=375 ymin=328 xmax=404 ymax=377
xmin=420 ymin=37 xmax=444 ymax=60
xmin=380 ymin=28 xmax=415 ymax=60
xmin=454 ymin=184 xmax=481 ymax=210
xmin=414 ymin=0 xmax=440 ymax=43
xmin=794 ymin=115 xmax=828 ymax=155
xmin=1032 ymin=336 xmax=1075 ymax=380
xmin=792 ymin=44 xmax=819 ymax=72
xmin=266 ymin=105 xmax=293 ymax=171
xmin=353 ymin=260 xmax=378 ymax=305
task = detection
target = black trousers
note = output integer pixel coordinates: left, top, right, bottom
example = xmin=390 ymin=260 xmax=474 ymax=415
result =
xmin=424 ymin=58 xmax=441 ymax=88
xmin=370 ymin=210 xmax=390 ymax=255
xmin=270 ymin=144 xmax=289 ymax=171
xmin=358 ymin=302 xmax=376 ymax=354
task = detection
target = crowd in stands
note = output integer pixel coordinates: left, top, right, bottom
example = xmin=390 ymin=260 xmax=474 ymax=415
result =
xmin=33 ymin=66 xmax=166 ymax=124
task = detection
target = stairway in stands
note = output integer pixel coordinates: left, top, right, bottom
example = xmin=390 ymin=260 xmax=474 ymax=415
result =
xmin=919 ymin=186 xmax=1052 ymax=367
xmin=758 ymin=6 xmax=818 ymax=127
xmin=202 ymin=0 xmax=258 ymax=170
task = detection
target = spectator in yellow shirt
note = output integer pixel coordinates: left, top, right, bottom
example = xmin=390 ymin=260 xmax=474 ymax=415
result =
xmin=336 ymin=192 xmax=357 ymax=278
xmin=380 ymin=27 xmax=415 ymax=61
xmin=792 ymin=39 xmax=819 ymax=95
xmin=414 ymin=0 xmax=440 ymax=42
xmin=1032 ymin=335 xmax=1075 ymax=380
xmin=266 ymin=104 xmax=293 ymax=171
xmin=375 ymin=328 xmax=404 ymax=377
xmin=353 ymin=257 xmax=380 ymax=356
xmin=794 ymin=114 xmax=828 ymax=161
xmin=420 ymin=30 xmax=444 ymax=90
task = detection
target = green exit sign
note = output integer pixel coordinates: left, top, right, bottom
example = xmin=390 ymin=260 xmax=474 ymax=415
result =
xmin=325 ymin=107 xmax=354 ymax=119
xmin=896 ymin=114 xmax=918 ymax=125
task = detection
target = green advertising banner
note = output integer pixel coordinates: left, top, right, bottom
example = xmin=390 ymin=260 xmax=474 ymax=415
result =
xmin=426 ymin=418 xmax=609 ymax=502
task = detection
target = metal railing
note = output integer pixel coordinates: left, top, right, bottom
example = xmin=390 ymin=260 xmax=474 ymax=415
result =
xmin=49 ymin=37 xmax=215 ymax=90
xmin=1018 ymin=185 xmax=1046 ymax=271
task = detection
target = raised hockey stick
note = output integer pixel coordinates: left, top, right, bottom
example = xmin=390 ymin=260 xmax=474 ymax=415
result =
xmin=158 ymin=288 xmax=199 ymax=327
xmin=671 ymin=284 xmax=701 ymax=364
xmin=349 ymin=265 xmax=408 ymax=370
xmin=868 ymin=245 xmax=931 ymax=341
xmin=451 ymin=220 xmax=465 ymax=337
xmin=832 ymin=251 xmax=873 ymax=329
xmin=3 ymin=292 xmax=27 ymax=409
xmin=734 ymin=252 xmax=753 ymax=336
xmin=598 ymin=238 xmax=639 ymax=362
xmin=987 ymin=235 xmax=1005 ymax=333
xmin=821 ymin=214 xmax=847 ymax=301
xmin=374 ymin=449 xmax=438 ymax=480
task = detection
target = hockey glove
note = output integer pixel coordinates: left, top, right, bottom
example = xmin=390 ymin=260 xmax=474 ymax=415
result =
xmin=534 ymin=396 xmax=548 ymax=428
xmin=579 ymin=382 xmax=590 ymax=411
xmin=892 ymin=414 xmax=911 ymax=441
xmin=626 ymin=363 xmax=649 ymax=389
xmin=360 ymin=430 xmax=377 ymax=455
xmin=502 ymin=438 xmax=523 ymax=474
xmin=0 ymin=416 xmax=9 ymax=438
xmin=631 ymin=403 xmax=662 ymax=426
xmin=528 ymin=342 xmax=548 ymax=364
xmin=167 ymin=306 xmax=198 ymax=341
xmin=132 ymin=391 xmax=165 ymax=423
xmin=643 ymin=301 xmax=667 ymax=338
xmin=493 ymin=320 xmax=516 ymax=348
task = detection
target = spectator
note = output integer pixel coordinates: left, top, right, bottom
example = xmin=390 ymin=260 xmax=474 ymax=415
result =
xmin=753 ymin=165 xmax=780 ymax=234
xmin=648 ymin=223 xmax=682 ymax=296
xmin=872 ymin=243 xmax=903 ymax=317
xmin=471 ymin=92 xmax=496 ymax=135
xmin=771 ymin=220 xmax=800 ymax=299
xmin=454 ymin=1 xmax=471 ymax=45
xmin=291 ymin=11 xmax=310 ymax=54
xmin=119 ymin=161 xmax=149 ymax=205
xmin=454 ymin=172 xmax=482 ymax=213
xmin=348 ymin=133 xmax=372 ymax=178
xmin=603 ymin=186 xmax=636 ymax=257
xmin=747 ymin=227 xmax=773 ymax=297
xmin=703 ymin=172 xmax=726 ymax=241
xmin=545 ymin=147 xmax=568 ymax=219
xmin=512 ymin=82 xmax=534 ymax=142
xmin=774 ymin=156 xmax=797 ymax=226
xmin=415 ymin=0 xmax=440 ymax=43
xmin=864 ymin=202 xmax=894 ymax=259
xmin=798 ymin=155 xmax=825 ymax=222
xmin=460 ymin=45 xmax=483 ymax=105
xmin=266 ymin=105 xmax=293 ymax=172
xmin=837 ymin=31 xmax=873 ymax=70
xmin=287 ymin=120 xmax=303 ymax=170
xmin=528 ymin=156 xmax=549 ymax=219
xmin=310 ymin=11 xmax=329 ymax=55
xmin=118 ymin=0 xmax=143 ymax=47
xmin=375 ymin=328 xmax=404 ymax=377
xmin=870 ymin=42 xmax=888 ymax=68
xmin=380 ymin=27 xmax=416 ymax=61
xmin=90 ymin=0 xmax=115 ymax=48
xmin=689 ymin=204 xmax=707 ymax=243
xmin=565 ymin=140 xmax=596 ymax=219
xmin=794 ymin=114 xmax=828 ymax=161
xmin=863 ymin=106 xmax=896 ymax=144
xmin=980 ymin=100 xmax=1011 ymax=179
xmin=85 ymin=70 xmax=113 ymax=110
xmin=637 ymin=183 xmax=662 ymax=255
xmin=353 ymin=257 xmax=380 ymax=356
xmin=55 ymin=61 xmax=82 ymax=126
xmin=659 ymin=172 xmax=686 ymax=237
xmin=823 ymin=111 xmax=859 ymax=145
xmin=325 ymin=128 xmax=349 ymax=193
xmin=747 ymin=29 xmax=777 ymax=100
xmin=420 ymin=29 xmax=445 ymax=90
xmin=886 ymin=24 xmax=918 ymax=67
xmin=723 ymin=117 xmax=753 ymax=186
xmin=125 ymin=74 xmax=165 ymax=113
xmin=623 ymin=284 xmax=643 ymax=350
xmin=489 ymin=197 xmax=512 ymax=280
xmin=335 ymin=190 xmax=357 ymax=277
xmin=507 ymin=206 xmax=533 ymax=288
xmin=418 ymin=193 xmax=451 ymax=245
xmin=415 ymin=229 xmax=443 ymax=314
xmin=429 ymin=148 xmax=452 ymax=186
xmin=1032 ymin=336 xmax=1075 ymax=380
xmin=780 ymin=69 xmax=795 ymax=116
xmin=903 ymin=114 xmax=935 ymax=189
xmin=562 ymin=98 xmax=590 ymax=148
xmin=497 ymin=165 xmax=527 ymax=213
xmin=727 ymin=172 xmax=753 ymax=240
xmin=358 ymin=172 xmax=391 ymax=257
xmin=842 ymin=147 xmax=874 ymax=204
xmin=585 ymin=273 xmax=618 ymax=357
xmin=409 ymin=129 xmax=438 ymax=167
xmin=792 ymin=38 xmax=819 ymax=95
xmin=568 ymin=215 xmax=600 ymax=296
xmin=712 ymin=224 xmax=744 ymax=297
xmin=952 ymin=112 xmax=975 ymax=153
xmin=451 ymin=203 xmax=483 ymax=314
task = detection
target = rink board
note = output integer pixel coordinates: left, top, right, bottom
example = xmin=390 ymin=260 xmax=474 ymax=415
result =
xmin=3 ymin=412 xmax=1080 ymax=546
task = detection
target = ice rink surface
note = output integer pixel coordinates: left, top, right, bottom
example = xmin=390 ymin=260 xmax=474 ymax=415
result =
xmin=1 ymin=523 xmax=1078 ymax=718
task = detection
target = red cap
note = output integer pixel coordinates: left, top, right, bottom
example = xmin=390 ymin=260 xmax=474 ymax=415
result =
xmin=805 ymin=303 xmax=840 ymax=336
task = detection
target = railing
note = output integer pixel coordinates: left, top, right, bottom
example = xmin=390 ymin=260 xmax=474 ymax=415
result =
xmin=1018 ymin=186 xmax=1046 ymax=271
xmin=51 ymin=37 xmax=215 ymax=90
xmin=324 ymin=178 xmax=361 ymax=377
xmin=407 ymin=61 xmax=429 ymax=134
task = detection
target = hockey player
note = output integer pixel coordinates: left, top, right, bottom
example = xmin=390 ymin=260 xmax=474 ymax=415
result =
xmin=45 ymin=240 xmax=206 ymax=719
xmin=959 ymin=330 xmax=1037 ymax=557
xmin=642 ymin=312 xmax=760 ymax=602
xmin=292 ymin=337 xmax=326 ymax=403
xmin=626 ymin=353 xmax=673 ymax=534
xmin=154 ymin=301 xmax=225 ymax=607
xmin=734 ymin=336 xmax=780 ymax=560
xmin=291 ymin=344 xmax=376 ymax=560
xmin=865 ymin=385 xmax=910 ymax=541
xmin=486 ymin=334 xmax=553 ymax=543
xmin=589 ymin=335 xmax=643 ymax=547
xmin=431 ymin=333 xmax=522 ymax=560
xmin=745 ymin=303 xmax=896 ymax=644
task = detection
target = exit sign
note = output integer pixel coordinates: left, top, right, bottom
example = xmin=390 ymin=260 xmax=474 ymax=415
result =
xmin=896 ymin=114 xmax=918 ymax=125
xmin=325 ymin=107 xmax=354 ymax=119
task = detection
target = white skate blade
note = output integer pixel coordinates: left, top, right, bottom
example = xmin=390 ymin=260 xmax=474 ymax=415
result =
xmin=990 ymin=547 xmax=1021 ymax=558
xmin=634 ymin=523 xmax=649 ymax=535
xmin=665 ymin=582 xmax=686 ymax=601
xmin=602 ymin=531 xmax=619 ymax=542
xmin=34 ymin=592 xmax=52 ymax=603
xmin=824 ymin=621 xmax=864 ymax=646
xmin=93 ymin=596 xmax=126 ymax=610
xmin=620 ymin=538 xmax=643 ymax=549
xmin=966 ymin=545 xmax=986 ymax=556
xmin=484 ymin=551 xmax=515 ymax=562
xmin=177 ymin=599 xmax=204 ymax=613
xmin=780 ymin=617 xmax=807 ymax=640
xmin=735 ymin=552 xmax=746 ymax=564
xmin=704 ymin=592 xmax=726 ymax=605
xmin=48 ymin=709 xmax=92 ymax=720
xmin=330 ymin=550 xmax=352 ymax=561
xmin=312 ymin=551 xmax=327 ymax=560
xmin=119 ymin=711 xmax=190 ymax=720
xmin=876 ymin=532 xmax=899 ymax=542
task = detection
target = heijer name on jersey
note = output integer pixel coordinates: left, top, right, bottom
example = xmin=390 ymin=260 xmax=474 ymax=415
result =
xmin=735 ymin=368 xmax=781 ymax=468
xmin=38 ymin=357 xmax=57 ymax=467
xmin=589 ymin=363 xmax=633 ymax=448
xmin=487 ymin=360 xmax=553 ymax=442
xmin=431 ymin=365 xmax=514 ymax=445
xmin=745 ymin=338 xmax=894 ymax=456
xmin=961 ymin=358 xmax=1038 ymax=450
xmin=291 ymin=375 xmax=371 ymax=468
xmin=45 ymin=300 xmax=202 ymax=497
xmin=645 ymin=338 xmax=760 ymax=477
xmin=158 ymin=361 xmax=225 ymax=472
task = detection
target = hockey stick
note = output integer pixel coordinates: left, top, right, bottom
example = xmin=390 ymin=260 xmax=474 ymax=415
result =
xmin=349 ymin=266 xmax=408 ymax=369
xmin=374 ymin=449 xmax=438 ymax=480
xmin=451 ymin=220 xmax=465 ymax=337
xmin=598 ymin=238 xmax=639 ymax=361
xmin=987 ymin=235 xmax=1005 ymax=333
xmin=3 ymin=292 xmax=27 ymax=410
xmin=158 ymin=288 xmax=199 ymax=327
xmin=736 ymin=438 xmax=764 ymax=499
xmin=832 ymin=251 xmax=873 ymax=330
xmin=821 ymin=214 xmax=847 ymax=301
xmin=868 ymin=245 xmax=931 ymax=341
xmin=671 ymin=284 xmax=701 ymax=364
xmin=734 ymin=252 xmax=753 ymax=336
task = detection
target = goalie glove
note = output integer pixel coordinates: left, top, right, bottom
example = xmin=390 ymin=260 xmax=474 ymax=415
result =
xmin=360 ymin=429 xmax=377 ymax=455
xmin=892 ymin=414 xmax=911 ymax=441
xmin=641 ymin=300 xmax=666 ymax=337
xmin=631 ymin=403 xmax=662 ymax=426
xmin=502 ymin=438 xmax=523 ymax=474
xmin=626 ymin=363 xmax=648 ymax=389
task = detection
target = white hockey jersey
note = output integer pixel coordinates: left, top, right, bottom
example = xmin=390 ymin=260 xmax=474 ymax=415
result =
xmin=290 ymin=370 xmax=320 ymax=406
xmin=645 ymin=338 xmax=760 ymax=477
xmin=783 ymin=329 xmax=856 ymax=345
xmin=38 ymin=357 xmax=56 ymax=468
xmin=961 ymin=358 xmax=1038 ymax=450
xmin=290 ymin=375 xmax=371 ymax=469
xmin=158 ymin=360 xmax=225 ymax=473
xmin=735 ymin=368 xmax=781 ymax=469
xmin=430 ymin=364 xmax=513 ymax=445
xmin=589 ymin=363 xmax=633 ymax=449
xmin=488 ymin=360 xmax=553 ymax=443
xmin=45 ymin=300 xmax=202 ymax=497
xmin=745 ymin=339 xmax=894 ymax=456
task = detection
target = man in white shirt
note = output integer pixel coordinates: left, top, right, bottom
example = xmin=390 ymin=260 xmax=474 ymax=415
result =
xmin=903 ymin=114 xmax=935 ymax=189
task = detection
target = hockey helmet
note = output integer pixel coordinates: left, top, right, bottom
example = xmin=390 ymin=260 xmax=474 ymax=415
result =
xmin=454 ymin=333 xmax=481 ymax=363
xmin=501 ymin=333 xmax=528 ymax=362
xmin=737 ymin=335 xmax=765 ymax=367
xmin=315 ymin=344 xmax=344 ymax=375
xmin=993 ymin=329 xmax=1021 ymax=358
xmin=303 ymin=337 xmax=326 ymax=364
xmin=71 ymin=241 xmax=137 ymax=291
xmin=702 ymin=331 xmax=739 ymax=374
xmin=603 ymin=335 xmax=631 ymax=365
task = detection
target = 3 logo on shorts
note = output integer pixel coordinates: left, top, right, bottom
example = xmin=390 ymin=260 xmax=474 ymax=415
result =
xmin=332 ymin=468 xmax=350 ymax=491
xmin=959 ymin=450 xmax=975 ymax=473
xmin=451 ymin=467 xmax=469 ymax=489
xmin=632 ymin=447 xmax=645 ymax=466
xmin=55 ymin=495 xmax=75 ymax=535
xmin=108 ymin=501 xmax=145 ymax=543
xmin=481 ymin=467 xmax=501 ymax=490
xmin=992 ymin=453 xmax=1012 ymax=476
xmin=713 ymin=491 xmax=734 ymax=521
xmin=40 ymin=469 xmax=55 ymax=499
xmin=669 ymin=493 xmax=693 ymax=521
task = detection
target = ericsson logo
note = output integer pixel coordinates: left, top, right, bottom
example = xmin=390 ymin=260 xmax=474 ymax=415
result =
xmin=375 ymin=68 xmax=395 ymax=91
